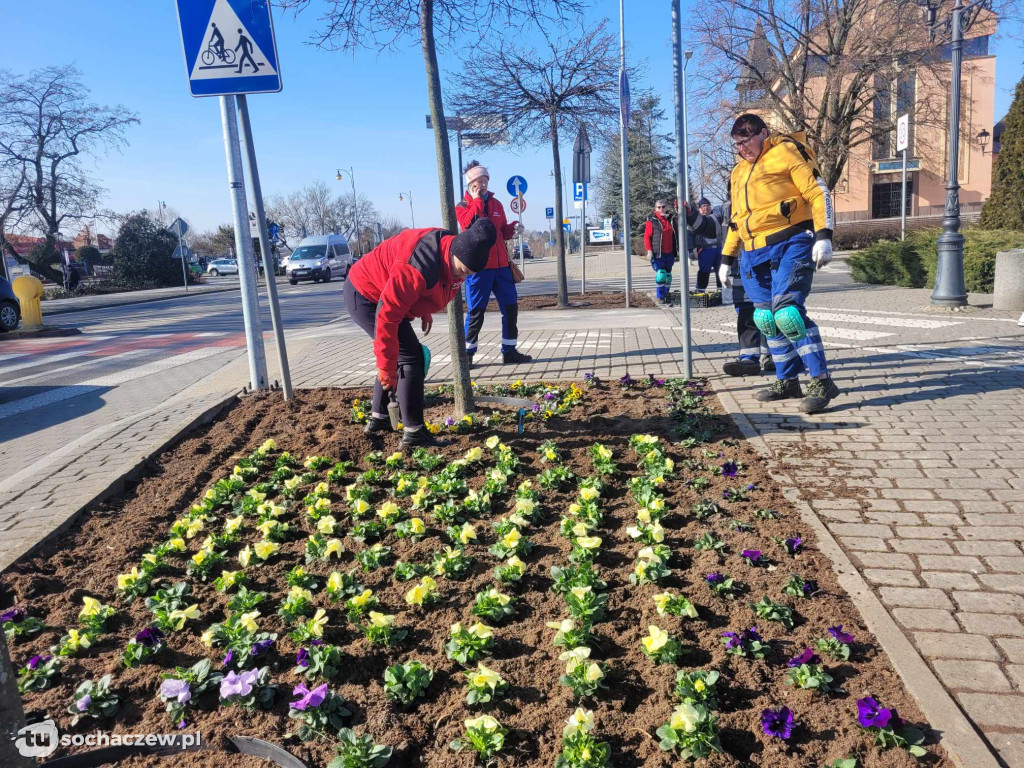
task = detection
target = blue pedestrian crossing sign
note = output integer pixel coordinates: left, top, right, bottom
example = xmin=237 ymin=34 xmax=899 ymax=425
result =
xmin=506 ymin=176 xmax=528 ymax=197
xmin=175 ymin=0 xmax=282 ymax=97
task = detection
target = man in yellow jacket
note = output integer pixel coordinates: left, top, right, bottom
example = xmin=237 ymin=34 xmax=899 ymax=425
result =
xmin=718 ymin=114 xmax=840 ymax=414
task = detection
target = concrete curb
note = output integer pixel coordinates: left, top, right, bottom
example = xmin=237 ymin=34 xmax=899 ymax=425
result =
xmin=0 ymin=392 xmax=238 ymax=573
xmin=4 ymin=326 xmax=82 ymax=339
xmin=685 ymin=339 xmax=1000 ymax=767
xmin=42 ymin=285 xmax=241 ymax=316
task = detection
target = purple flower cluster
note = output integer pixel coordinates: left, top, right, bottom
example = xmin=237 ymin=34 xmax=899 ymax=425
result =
xmin=221 ymin=668 xmax=258 ymax=699
xmin=135 ymin=627 xmax=165 ymax=647
xmin=619 ymin=373 xmax=635 ymax=387
xmin=741 ymin=549 xmax=763 ymax=564
xmin=785 ymin=536 xmax=803 ymax=554
xmin=0 ymin=607 xmax=25 ymax=623
xmin=291 ymin=682 xmax=328 ymax=712
xmin=801 ymin=579 xmax=820 ymax=596
xmin=705 ymin=572 xmax=725 ymax=586
xmin=722 ymin=626 xmax=761 ymax=650
xmin=76 ymin=694 xmax=92 ymax=712
xmin=160 ymin=679 xmax=192 ymax=704
xmin=251 ymin=638 xmax=274 ymax=658
xmin=828 ymin=625 xmax=855 ymax=644
xmin=647 ymin=374 xmax=666 ymax=388
xmin=584 ymin=373 xmax=594 ymax=380
xmin=787 ymin=648 xmax=820 ymax=667
xmin=857 ymin=696 xmax=900 ymax=729
xmin=720 ymin=460 xmax=738 ymax=477
xmin=26 ymin=654 xmax=51 ymax=670
xmin=761 ymin=706 xmax=795 ymax=740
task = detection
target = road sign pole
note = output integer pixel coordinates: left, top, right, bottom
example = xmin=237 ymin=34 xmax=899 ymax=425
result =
xmin=238 ymin=94 xmax=292 ymax=401
xmin=220 ymin=94 xmax=267 ymax=392
xmin=901 ymin=148 xmax=908 ymax=242
xmin=620 ymin=0 xmax=632 ymax=308
xmin=517 ymin=202 xmax=525 ymax=274
xmin=672 ymin=0 xmax=693 ymax=379
xmin=177 ymin=228 xmax=188 ymax=292
xmin=581 ymin=192 xmax=586 ymax=295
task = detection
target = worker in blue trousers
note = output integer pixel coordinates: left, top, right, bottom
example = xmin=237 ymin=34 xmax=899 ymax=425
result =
xmin=719 ymin=113 xmax=840 ymax=414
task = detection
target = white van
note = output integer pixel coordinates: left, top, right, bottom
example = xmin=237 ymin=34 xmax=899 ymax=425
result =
xmin=286 ymin=235 xmax=352 ymax=285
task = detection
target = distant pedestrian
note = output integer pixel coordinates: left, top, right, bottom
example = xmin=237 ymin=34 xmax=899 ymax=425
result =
xmin=346 ymin=218 xmax=496 ymax=447
xmin=693 ymin=197 xmax=723 ymax=291
xmin=235 ymin=30 xmax=259 ymax=74
xmin=644 ymin=199 xmax=678 ymax=303
xmin=455 ymin=161 xmax=532 ymax=367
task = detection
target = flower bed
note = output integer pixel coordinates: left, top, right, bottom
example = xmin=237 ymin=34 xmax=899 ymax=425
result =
xmin=2 ymin=380 xmax=949 ymax=768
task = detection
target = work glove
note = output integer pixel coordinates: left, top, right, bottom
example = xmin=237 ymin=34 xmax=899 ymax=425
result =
xmin=812 ymin=238 xmax=833 ymax=270
xmin=718 ymin=263 xmax=733 ymax=288
xmin=646 ymin=250 xmax=654 ymax=261
xmin=377 ymin=368 xmax=398 ymax=392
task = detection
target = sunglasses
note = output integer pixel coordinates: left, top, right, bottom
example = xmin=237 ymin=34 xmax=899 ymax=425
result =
xmin=733 ymin=132 xmax=763 ymax=150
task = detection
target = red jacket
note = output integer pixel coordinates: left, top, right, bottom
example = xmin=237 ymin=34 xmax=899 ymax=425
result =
xmin=644 ymin=213 xmax=675 ymax=255
xmin=349 ymin=228 xmax=461 ymax=375
xmin=455 ymin=191 xmax=517 ymax=269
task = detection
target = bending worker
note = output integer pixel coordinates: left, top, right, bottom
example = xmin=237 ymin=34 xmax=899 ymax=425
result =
xmin=456 ymin=161 xmax=532 ymax=367
xmin=718 ymin=113 xmax=840 ymax=414
xmin=345 ymin=218 xmax=497 ymax=447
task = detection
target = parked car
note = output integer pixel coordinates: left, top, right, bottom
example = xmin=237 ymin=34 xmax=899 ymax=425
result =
xmin=206 ymin=258 xmax=239 ymax=276
xmin=286 ymin=235 xmax=352 ymax=285
xmin=512 ymin=242 xmax=533 ymax=260
xmin=0 ymin=275 xmax=21 ymax=332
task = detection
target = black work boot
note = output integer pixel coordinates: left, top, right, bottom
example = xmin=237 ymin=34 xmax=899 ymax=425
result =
xmin=760 ymin=354 xmax=776 ymax=374
xmin=466 ymin=351 xmax=475 ymax=369
xmin=364 ymin=416 xmax=392 ymax=435
xmin=401 ymin=427 xmax=442 ymax=447
xmin=756 ymin=378 xmax=804 ymax=403
xmin=800 ymin=376 xmax=841 ymax=414
xmin=502 ymin=349 xmax=533 ymax=365
xmin=723 ymin=358 xmax=761 ymax=377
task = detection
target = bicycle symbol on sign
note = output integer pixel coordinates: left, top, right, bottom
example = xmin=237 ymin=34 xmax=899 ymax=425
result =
xmin=201 ymin=23 xmax=235 ymax=66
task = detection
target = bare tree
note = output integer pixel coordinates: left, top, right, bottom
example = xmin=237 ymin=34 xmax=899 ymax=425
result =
xmin=0 ymin=65 xmax=138 ymax=282
xmin=450 ymin=22 xmax=620 ymax=306
xmin=265 ymin=181 xmax=378 ymax=251
xmin=0 ymin=160 xmax=29 ymax=280
xmin=279 ymin=0 xmax=586 ymax=415
xmin=689 ymin=0 xmax=1001 ymax=190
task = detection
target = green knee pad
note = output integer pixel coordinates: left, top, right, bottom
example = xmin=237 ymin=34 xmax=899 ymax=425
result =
xmin=421 ymin=344 xmax=431 ymax=376
xmin=655 ymin=269 xmax=672 ymax=286
xmin=753 ymin=308 xmax=778 ymax=337
xmin=774 ymin=306 xmax=807 ymax=341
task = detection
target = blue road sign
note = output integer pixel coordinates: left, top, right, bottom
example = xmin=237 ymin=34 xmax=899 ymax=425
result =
xmin=176 ymin=0 xmax=282 ymax=97
xmin=573 ymin=182 xmax=588 ymax=202
xmin=268 ymin=223 xmax=280 ymax=242
xmin=506 ymin=176 xmax=528 ymax=197
xmin=545 ymin=207 xmax=554 ymax=219
xmin=563 ymin=222 xmax=571 ymax=232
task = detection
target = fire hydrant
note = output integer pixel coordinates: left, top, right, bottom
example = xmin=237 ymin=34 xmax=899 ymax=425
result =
xmin=12 ymin=275 xmax=44 ymax=330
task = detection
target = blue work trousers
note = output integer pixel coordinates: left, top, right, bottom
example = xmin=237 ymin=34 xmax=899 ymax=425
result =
xmin=464 ymin=266 xmax=519 ymax=353
xmin=651 ymin=254 xmax=674 ymax=300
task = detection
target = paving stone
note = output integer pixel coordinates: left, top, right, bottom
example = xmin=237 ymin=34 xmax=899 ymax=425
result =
xmin=932 ymin=659 xmax=1012 ymax=691
xmin=953 ymin=591 xmax=1024 ymax=614
xmin=916 ymin=555 xmax=984 ymax=572
xmin=854 ymin=552 xmax=916 ymax=570
xmin=957 ymin=693 xmax=1024 ymax=729
xmin=893 ymin=608 xmax=959 ymax=632
xmin=880 ymin=587 xmax=954 ymax=609
xmin=1007 ymin=665 xmax=1024 ymax=689
xmin=839 ymin=536 xmax=888 ymax=552
xmin=922 ymin=572 xmax=981 ymax=591
xmin=864 ymin=569 xmax=921 ymax=587
xmin=895 ymin=526 xmax=956 ymax=539
xmin=985 ymin=557 xmax=1024 ymax=573
xmin=978 ymin=574 xmax=1024 ymax=594
xmin=997 ymin=639 xmax=1024 ymax=664
xmin=913 ymin=632 xmax=1000 ymax=661
xmin=957 ymin=613 xmax=1024 ymax=637
xmin=955 ymin=541 xmax=1023 ymax=557
xmin=891 ymin=539 xmax=955 ymax=554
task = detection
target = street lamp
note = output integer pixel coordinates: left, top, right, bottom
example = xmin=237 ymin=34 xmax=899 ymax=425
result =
xmin=977 ymin=128 xmax=991 ymax=155
xmin=398 ymin=192 xmax=415 ymax=228
xmin=335 ymin=167 xmax=363 ymax=256
xmin=916 ymin=0 xmax=993 ymax=307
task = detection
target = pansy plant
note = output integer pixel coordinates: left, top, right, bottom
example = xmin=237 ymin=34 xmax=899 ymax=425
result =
xmin=816 ymin=625 xmax=854 ymax=661
xmin=751 ymin=596 xmax=795 ymax=629
xmin=656 ymin=702 xmax=722 ymax=760
xmin=432 ymin=546 xmax=474 ymax=580
xmin=213 ymin=569 xmax=246 ymax=593
xmin=159 ymin=659 xmax=219 ymax=726
xmin=445 ymin=622 xmax=495 ymax=665
xmin=326 ymin=570 xmax=364 ymax=602
xmin=570 ymin=535 xmax=603 ymax=564
xmin=653 ymin=592 xmax=699 ymax=619
xmin=306 ymin=534 xmax=346 ymax=563
xmin=856 ymin=695 xmax=927 ymax=757
xmin=557 ymin=708 xmax=611 ymax=768
xmin=630 ymin=549 xmax=672 ymax=586
xmin=547 ymin=618 xmax=592 ymax=650
xmin=761 ymin=706 xmax=796 ymax=741
xmin=405 ymin=577 xmax=442 ymax=609
xmin=69 ymin=674 xmax=120 ymax=726
xmin=220 ymin=667 xmax=277 ymax=710
xmin=278 ymin=587 xmax=316 ymax=624
xmin=383 ymin=661 xmax=433 ymax=709
xmin=692 ymin=499 xmax=724 ymax=521
xmin=692 ymin=532 xmax=726 ymax=553
xmin=393 ymin=560 xmax=426 ymax=581
xmin=290 ymin=608 xmax=329 ymax=644
xmin=785 ymin=648 xmax=834 ymax=693
xmin=550 ymin=562 xmax=607 ymax=595
xmin=782 ymin=574 xmax=820 ymax=598
xmin=464 ymin=662 xmax=509 ymax=707
xmin=288 ymin=683 xmax=352 ymax=742
xmin=295 ymin=642 xmax=344 ymax=681
xmin=394 ymin=517 xmax=427 ymax=540
xmin=642 ymin=625 xmax=685 ymax=665
xmin=122 ymin=626 xmax=166 ymax=668
xmin=328 ymin=728 xmax=393 ymax=768
xmin=489 ymin=527 xmax=534 ymax=560
xmin=539 ymin=465 xmax=575 ymax=491
xmin=559 ymin=646 xmax=606 ymax=699
xmin=356 ymin=543 xmax=392 ymax=573
xmin=452 ymin=715 xmax=507 ymax=760
xmin=18 ymin=653 xmax=60 ymax=693
xmin=494 ymin=555 xmax=527 ymax=584
xmin=472 ymin=588 xmax=516 ymax=624
xmin=674 ymin=669 xmax=720 ymax=710
xmin=359 ymin=612 xmax=405 ymax=646
xmin=564 ymin=586 xmax=608 ymax=623
xmin=721 ymin=627 xmax=767 ymax=659
xmin=116 ymin=567 xmax=152 ymax=601
xmin=53 ymin=627 xmax=99 ymax=657
xmin=740 ymin=549 xmax=769 ymax=568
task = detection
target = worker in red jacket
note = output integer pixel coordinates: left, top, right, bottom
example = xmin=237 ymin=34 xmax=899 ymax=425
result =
xmin=455 ymin=161 xmax=532 ymax=366
xmin=345 ymin=218 xmax=496 ymax=446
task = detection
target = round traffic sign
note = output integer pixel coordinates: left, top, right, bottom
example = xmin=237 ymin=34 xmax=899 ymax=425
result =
xmin=510 ymin=197 xmax=526 ymax=214
xmin=506 ymin=176 xmax=528 ymax=197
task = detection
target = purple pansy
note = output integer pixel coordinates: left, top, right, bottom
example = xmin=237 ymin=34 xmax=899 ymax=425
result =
xmin=531 ymin=404 xmax=541 ymax=413
xmin=1 ymin=607 xmax=25 ymax=623
xmin=160 ymin=679 xmax=191 ymax=704
xmin=135 ymin=627 xmax=165 ymax=646
xmin=761 ymin=706 xmax=795 ymax=740
xmin=857 ymin=696 xmax=899 ymax=729
xmin=828 ymin=625 xmax=854 ymax=644
xmin=741 ymin=549 xmax=762 ymax=563
xmin=27 ymin=654 xmax=50 ymax=670
xmin=444 ymin=416 xmax=456 ymax=427
xmin=721 ymin=631 xmax=743 ymax=650
xmin=787 ymin=648 xmax=819 ymax=667
xmin=746 ymin=483 xmax=757 ymax=491
xmin=584 ymin=372 xmax=594 ymax=380
xmin=290 ymin=682 xmax=328 ymax=712
xmin=220 ymin=668 xmax=258 ymax=699
xmin=801 ymin=579 xmax=820 ymax=596
xmin=705 ymin=572 xmax=725 ymax=586
xmin=785 ymin=536 xmax=803 ymax=554
xmin=296 ymin=648 xmax=310 ymax=668
xmin=223 ymin=649 xmax=234 ymax=667
xmin=723 ymin=626 xmax=761 ymax=649
xmin=720 ymin=461 xmax=738 ymax=477
xmin=251 ymin=638 xmax=274 ymax=658
xmin=76 ymin=694 xmax=92 ymax=712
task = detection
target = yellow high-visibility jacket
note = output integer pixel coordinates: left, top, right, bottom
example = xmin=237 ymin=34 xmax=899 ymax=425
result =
xmin=722 ymin=132 xmax=834 ymax=263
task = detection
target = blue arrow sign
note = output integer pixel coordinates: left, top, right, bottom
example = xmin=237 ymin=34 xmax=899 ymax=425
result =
xmin=507 ymin=176 xmax=528 ymax=197
xmin=545 ymin=207 xmax=554 ymax=219
xmin=176 ymin=0 xmax=282 ymax=97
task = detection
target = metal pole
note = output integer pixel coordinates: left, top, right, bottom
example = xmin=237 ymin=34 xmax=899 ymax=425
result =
xmin=220 ymin=94 xmax=268 ymax=391
xmin=409 ymin=193 xmax=415 ymax=228
xmin=620 ymin=0 xmax=632 ymax=308
xmin=901 ymin=148 xmax=908 ymax=241
xmin=349 ymin=167 xmax=361 ymax=256
xmin=932 ymin=0 xmax=968 ymax=306
xmin=581 ymin=189 xmax=587 ymax=294
xmin=457 ymin=131 xmax=465 ymax=199
xmin=177 ymin=226 xmax=188 ymax=292
xmin=237 ymin=95 xmax=292 ymax=400
xmin=672 ymin=0 xmax=693 ymax=379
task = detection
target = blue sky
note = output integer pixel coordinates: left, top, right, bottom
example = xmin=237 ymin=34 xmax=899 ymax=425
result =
xmin=6 ymin=0 xmax=1022 ymax=236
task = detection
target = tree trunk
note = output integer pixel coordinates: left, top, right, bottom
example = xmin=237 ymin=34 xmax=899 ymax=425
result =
xmin=420 ymin=0 xmax=474 ymax=417
xmin=550 ymin=112 xmax=569 ymax=307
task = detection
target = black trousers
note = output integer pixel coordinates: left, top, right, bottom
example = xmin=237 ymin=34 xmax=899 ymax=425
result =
xmin=345 ymin=279 xmax=426 ymax=428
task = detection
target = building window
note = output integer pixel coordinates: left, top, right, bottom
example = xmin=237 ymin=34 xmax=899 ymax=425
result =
xmin=872 ymin=178 xmax=913 ymax=219
xmin=873 ymin=72 xmax=917 ymax=161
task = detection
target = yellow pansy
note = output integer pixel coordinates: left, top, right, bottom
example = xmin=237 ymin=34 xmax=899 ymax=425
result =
xmin=501 ymin=529 xmax=521 ymax=549
xmin=694 ymin=679 xmax=706 ymax=693
xmin=387 ymin=451 xmax=403 ymax=464
xmin=584 ymin=662 xmax=604 ymax=683
xmin=485 ymin=436 xmax=500 ymax=450
xmin=191 ymin=550 xmax=208 ymax=566
xmin=571 ymin=522 xmax=590 ymax=537
xmin=80 ymin=597 xmax=102 ymax=618
xmin=312 ymin=498 xmax=332 ymax=514
xmin=465 ymin=447 xmax=483 ymax=462
xmin=308 ymin=608 xmax=328 ymax=637
xmin=351 ymin=499 xmax=370 ymax=516
xmin=636 ymin=507 xmax=652 ymax=525
xmin=142 ymin=553 xmax=159 ymax=567
xmin=580 ymin=486 xmax=599 ymax=502
xmin=168 ymin=538 xmax=186 ymax=552
xmin=650 ymin=522 xmax=666 ymax=543
xmin=508 ymin=514 xmax=530 ymax=529
xmin=254 ymin=540 xmax=279 ymax=560
xmin=240 ymin=611 xmax=260 ymax=633
xmin=575 ymin=536 xmax=602 ymax=550
xmin=200 ymin=629 xmax=214 ymax=647
xmin=247 ymin=488 xmax=267 ymax=503
xmin=396 ymin=478 xmax=411 ymax=493
xmin=284 ymin=476 xmax=302 ymax=491
xmin=238 ymin=546 xmax=252 ymax=568
xmin=649 ymin=498 xmax=666 ymax=513
xmin=642 ymin=625 xmax=668 ymax=654
xmin=67 ymin=629 xmax=90 ymax=649
xmin=405 ymin=583 xmax=428 ymax=606
xmin=169 ymin=604 xmax=200 ymax=630
xmin=664 ymin=457 xmax=675 ymax=472
xmin=351 ymin=590 xmax=374 ymax=607
xmin=256 ymin=519 xmax=278 ymax=537
xmin=669 ymin=702 xmax=702 ymax=733
xmin=327 ymin=571 xmax=343 ymax=592
xmin=638 ymin=546 xmax=662 ymax=562
xmin=595 ymin=445 xmax=613 ymax=461
xmin=559 ymin=646 xmax=591 ymax=673
xmin=653 ymin=593 xmax=673 ymax=615
xmin=564 ymin=707 xmax=595 ymax=738
xmin=471 ymin=664 xmax=502 ymax=689
xmin=314 ymin=482 xmax=329 ymax=496
xmin=634 ymin=561 xmax=649 ymax=580
xmin=504 ymin=555 xmax=525 ymax=574
xmin=288 ymin=586 xmax=314 ymax=603
xmin=464 ymin=715 xmax=501 ymax=732
xmin=185 ymin=519 xmax=205 ymax=539
xmin=486 ymin=588 xmax=511 ymax=606
xmin=219 ymin=570 xmax=240 ymax=587
xmin=409 ymin=518 xmax=426 ymax=535
xmin=570 ymin=586 xmax=592 ymax=600
xmin=544 ymin=448 xmax=558 ymax=461
xmin=514 ymin=498 xmax=535 ymax=515
xmin=317 ymin=516 xmax=337 ymax=534
xmin=568 ymin=503 xmax=582 ymax=517
xmin=468 ymin=622 xmax=492 ymax=639
xmin=459 ymin=524 xmax=477 ymax=546
xmin=259 ymin=438 xmax=276 ymax=452
xmin=368 ymin=611 xmax=394 ymax=628
xmin=377 ymin=502 xmax=401 ymax=523
xmin=204 ymin=489 xmax=217 ymax=501
xmin=117 ymin=568 xmax=140 ymax=590
xmin=224 ymin=516 xmax=244 ymax=535
xmin=546 ymin=618 xmax=576 ymax=633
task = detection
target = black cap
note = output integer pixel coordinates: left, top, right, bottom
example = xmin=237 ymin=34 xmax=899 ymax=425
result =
xmin=451 ymin=218 xmax=496 ymax=273
xmin=697 ymin=197 xmax=711 ymax=208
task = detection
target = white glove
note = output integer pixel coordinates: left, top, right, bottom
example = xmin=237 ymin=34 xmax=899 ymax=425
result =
xmin=812 ymin=239 xmax=833 ymax=270
xmin=718 ymin=263 xmax=733 ymax=288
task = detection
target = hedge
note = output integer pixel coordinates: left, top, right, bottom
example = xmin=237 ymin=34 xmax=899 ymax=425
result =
xmin=847 ymin=227 xmax=1024 ymax=293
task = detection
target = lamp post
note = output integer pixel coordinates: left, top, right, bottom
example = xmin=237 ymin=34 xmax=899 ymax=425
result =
xmin=917 ymin=0 xmax=992 ymax=307
xmin=336 ymin=167 xmax=362 ymax=256
xmin=672 ymin=1 xmax=695 ymax=380
xmin=398 ymin=192 xmax=415 ymax=228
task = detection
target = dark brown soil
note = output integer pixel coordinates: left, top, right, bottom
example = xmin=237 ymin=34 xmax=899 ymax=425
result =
xmin=487 ymin=291 xmax=658 ymax=312
xmin=1 ymin=383 xmax=950 ymax=768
